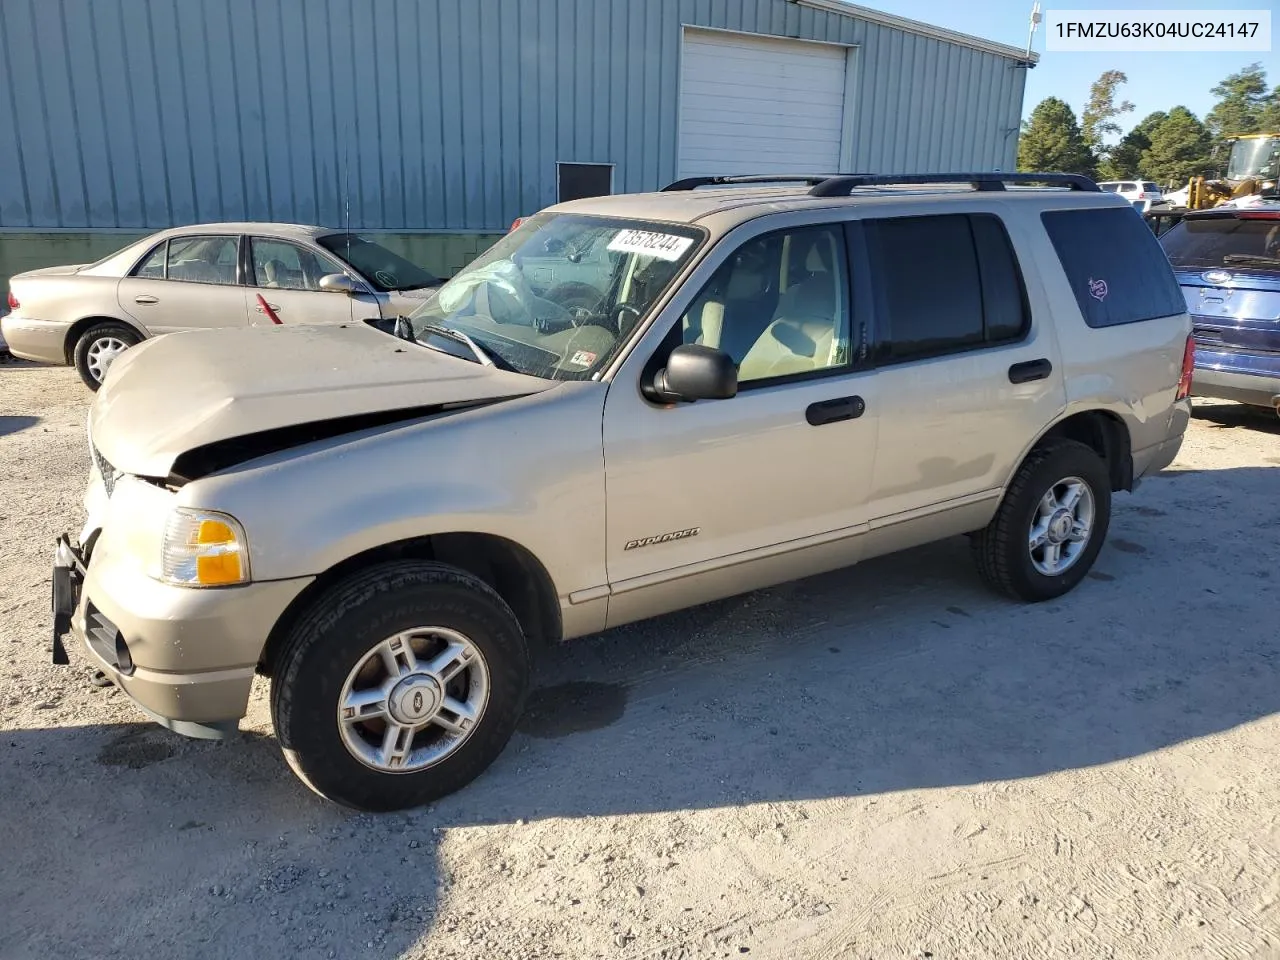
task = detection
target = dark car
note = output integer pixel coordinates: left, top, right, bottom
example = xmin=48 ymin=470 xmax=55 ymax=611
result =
xmin=1160 ymin=205 xmax=1280 ymax=414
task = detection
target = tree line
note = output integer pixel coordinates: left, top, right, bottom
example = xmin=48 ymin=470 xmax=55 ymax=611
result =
xmin=1017 ymin=63 xmax=1280 ymax=186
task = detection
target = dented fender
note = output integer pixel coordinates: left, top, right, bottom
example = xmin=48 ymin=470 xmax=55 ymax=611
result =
xmin=180 ymin=381 xmax=611 ymax=612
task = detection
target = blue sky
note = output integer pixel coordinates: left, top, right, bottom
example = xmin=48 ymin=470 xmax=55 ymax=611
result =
xmin=877 ymin=0 xmax=1276 ymax=138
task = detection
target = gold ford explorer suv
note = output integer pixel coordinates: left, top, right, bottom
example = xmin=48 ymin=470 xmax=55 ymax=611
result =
xmin=52 ymin=173 xmax=1194 ymax=811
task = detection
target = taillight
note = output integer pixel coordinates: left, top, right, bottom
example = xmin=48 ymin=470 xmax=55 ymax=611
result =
xmin=5 ymin=290 xmax=17 ymax=311
xmin=1176 ymin=334 xmax=1195 ymax=401
xmin=509 ymin=217 xmax=525 ymax=232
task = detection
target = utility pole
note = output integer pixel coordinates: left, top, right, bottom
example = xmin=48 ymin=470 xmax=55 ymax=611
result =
xmin=1026 ymin=1 xmax=1041 ymax=58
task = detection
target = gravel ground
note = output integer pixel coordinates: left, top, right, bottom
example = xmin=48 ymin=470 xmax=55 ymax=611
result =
xmin=4 ymin=360 xmax=1280 ymax=960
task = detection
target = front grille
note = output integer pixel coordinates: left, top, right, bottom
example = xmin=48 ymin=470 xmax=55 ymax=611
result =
xmin=91 ymin=443 xmax=118 ymax=496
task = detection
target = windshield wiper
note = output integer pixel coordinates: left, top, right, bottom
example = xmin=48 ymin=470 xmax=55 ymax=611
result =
xmin=392 ymin=315 xmax=417 ymax=343
xmin=1222 ymin=254 xmax=1280 ymax=266
xmin=418 ymin=322 xmax=496 ymax=366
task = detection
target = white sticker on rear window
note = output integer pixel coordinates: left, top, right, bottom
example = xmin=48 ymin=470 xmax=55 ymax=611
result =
xmin=606 ymin=229 xmax=694 ymax=261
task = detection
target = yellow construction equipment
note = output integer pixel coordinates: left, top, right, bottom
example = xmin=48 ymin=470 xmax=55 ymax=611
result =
xmin=1185 ymin=133 xmax=1280 ymax=209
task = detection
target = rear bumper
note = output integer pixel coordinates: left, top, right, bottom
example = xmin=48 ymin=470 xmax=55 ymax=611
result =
xmin=1132 ymin=398 xmax=1191 ymax=483
xmin=1192 ymin=355 xmax=1280 ymax=409
xmin=0 ymin=314 xmax=70 ymax=365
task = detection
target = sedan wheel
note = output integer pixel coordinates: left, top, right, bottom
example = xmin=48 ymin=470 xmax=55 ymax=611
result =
xmin=86 ymin=336 xmax=129 ymax=382
xmin=72 ymin=322 xmax=142 ymax=391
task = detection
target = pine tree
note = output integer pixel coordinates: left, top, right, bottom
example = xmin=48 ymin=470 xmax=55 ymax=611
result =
xmin=1206 ymin=64 xmax=1269 ymax=139
xmin=1100 ymin=111 xmax=1166 ymax=180
xmin=1018 ymin=98 xmax=1095 ymax=177
xmin=1140 ymin=107 xmax=1213 ymax=186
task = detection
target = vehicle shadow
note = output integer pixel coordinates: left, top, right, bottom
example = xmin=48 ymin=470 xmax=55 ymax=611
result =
xmin=3 ymin=465 xmax=1278 ymax=958
xmin=1193 ymin=401 xmax=1280 ymax=435
xmin=0 ymin=415 xmax=40 ymax=437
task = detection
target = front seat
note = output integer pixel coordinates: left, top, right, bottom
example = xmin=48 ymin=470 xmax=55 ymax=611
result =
xmin=737 ymin=237 xmax=841 ymax=381
xmin=682 ymin=241 xmax=773 ymax=360
xmin=261 ymin=259 xmax=288 ymax=288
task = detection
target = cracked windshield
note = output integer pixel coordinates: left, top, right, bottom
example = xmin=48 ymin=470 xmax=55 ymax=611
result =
xmin=405 ymin=215 xmax=703 ymax=379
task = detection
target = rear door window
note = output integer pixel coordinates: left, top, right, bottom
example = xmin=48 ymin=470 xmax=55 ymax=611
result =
xmin=1143 ymin=182 xmax=1160 ymax=193
xmin=1041 ymin=207 xmax=1185 ymax=327
xmin=864 ymin=213 xmax=1029 ymax=363
xmin=1160 ymin=215 xmax=1280 ymax=271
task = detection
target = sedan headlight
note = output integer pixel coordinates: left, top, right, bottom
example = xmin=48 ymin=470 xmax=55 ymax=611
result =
xmin=161 ymin=508 xmax=250 ymax=587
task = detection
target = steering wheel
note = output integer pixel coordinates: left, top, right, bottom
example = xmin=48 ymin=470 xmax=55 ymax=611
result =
xmin=613 ymin=303 xmax=642 ymax=337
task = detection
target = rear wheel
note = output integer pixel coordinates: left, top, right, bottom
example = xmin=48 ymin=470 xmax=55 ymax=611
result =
xmin=971 ymin=439 xmax=1112 ymax=602
xmin=270 ymin=561 xmax=530 ymax=811
xmin=73 ymin=321 xmax=141 ymax=391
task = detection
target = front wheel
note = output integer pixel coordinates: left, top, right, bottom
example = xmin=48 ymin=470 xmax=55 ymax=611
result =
xmin=971 ymin=439 xmax=1112 ymax=602
xmin=270 ymin=561 xmax=530 ymax=811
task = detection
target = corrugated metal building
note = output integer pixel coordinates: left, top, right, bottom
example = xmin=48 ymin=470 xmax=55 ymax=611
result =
xmin=0 ymin=0 xmax=1035 ymax=283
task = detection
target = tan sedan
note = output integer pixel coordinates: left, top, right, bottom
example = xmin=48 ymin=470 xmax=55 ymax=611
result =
xmin=2 ymin=222 xmax=442 ymax=389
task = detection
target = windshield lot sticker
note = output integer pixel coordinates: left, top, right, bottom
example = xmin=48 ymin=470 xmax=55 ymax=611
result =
xmin=607 ymin=229 xmax=694 ymax=261
xmin=567 ymin=350 xmax=597 ymax=368
xmin=1088 ymin=277 xmax=1109 ymax=301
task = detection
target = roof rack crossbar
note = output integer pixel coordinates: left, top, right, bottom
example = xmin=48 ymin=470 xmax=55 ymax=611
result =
xmin=661 ymin=174 xmax=863 ymax=191
xmin=808 ymin=172 xmax=1100 ymax=197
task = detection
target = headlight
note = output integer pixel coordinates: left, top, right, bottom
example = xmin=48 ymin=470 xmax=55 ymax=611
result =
xmin=161 ymin=508 xmax=250 ymax=587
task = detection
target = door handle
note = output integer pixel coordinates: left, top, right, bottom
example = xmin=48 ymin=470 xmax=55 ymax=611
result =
xmin=1008 ymin=358 xmax=1052 ymax=384
xmin=805 ymin=395 xmax=865 ymax=426
xmin=134 ymin=295 xmax=158 ymax=305
xmin=255 ymin=301 xmax=280 ymax=312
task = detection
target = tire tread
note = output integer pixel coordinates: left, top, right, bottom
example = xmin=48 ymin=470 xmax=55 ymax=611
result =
xmin=971 ymin=438 xmax=1110 ymax=602
xmin=270 ymin=561 xmax=529 ymax=811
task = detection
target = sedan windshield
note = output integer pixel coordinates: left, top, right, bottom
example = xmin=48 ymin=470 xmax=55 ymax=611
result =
xmin=317 ymin=234 xmax=440 ymax=291
xmin=404 ymin=214 xmax=704 ymax=380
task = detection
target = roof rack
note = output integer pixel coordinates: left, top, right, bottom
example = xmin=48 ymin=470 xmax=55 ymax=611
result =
xmin=808 ymin=172 xmax=1100 ymax=197
xmin=661 ymin=174 xmax=864 ymax=191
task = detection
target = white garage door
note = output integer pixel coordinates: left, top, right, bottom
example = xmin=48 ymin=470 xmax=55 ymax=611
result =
xmin=678 ymin=28 xmax=849 ymax=179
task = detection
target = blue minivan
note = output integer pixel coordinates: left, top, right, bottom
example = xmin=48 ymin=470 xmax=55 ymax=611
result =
xmin=1160 ymin=206 xmax=1280 ymax=414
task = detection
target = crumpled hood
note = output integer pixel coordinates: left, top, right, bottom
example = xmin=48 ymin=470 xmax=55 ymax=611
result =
xmin=90 ymin=322 xmax=552 ymax=478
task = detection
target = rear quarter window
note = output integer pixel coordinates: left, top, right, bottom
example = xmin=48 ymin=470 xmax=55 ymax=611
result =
xmin=1040 ymin=207 xmax=1186 ymax=328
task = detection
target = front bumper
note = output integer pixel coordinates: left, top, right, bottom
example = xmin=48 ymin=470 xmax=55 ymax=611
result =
xmin=1 ymin=314 xmax=71 ymax=365
xmin=53 ymin=533 xmax=313 ymax=739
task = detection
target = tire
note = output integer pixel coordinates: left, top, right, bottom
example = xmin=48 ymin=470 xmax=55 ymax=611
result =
xmin=270 ymin=561 xmax=530 ymax=811
xmin=73 ymin=321 xmax=141 ymax=391
xmin=971 ymin=439 xmax=1112 ymax=602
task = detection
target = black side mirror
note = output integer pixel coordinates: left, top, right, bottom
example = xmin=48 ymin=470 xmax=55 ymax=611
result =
xmin=645 ymin=343 xmax=737 ymax=403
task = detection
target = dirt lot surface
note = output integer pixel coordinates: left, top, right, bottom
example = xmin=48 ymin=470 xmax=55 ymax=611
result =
xmin=3 ymin=359 xmax=1280 ymax=960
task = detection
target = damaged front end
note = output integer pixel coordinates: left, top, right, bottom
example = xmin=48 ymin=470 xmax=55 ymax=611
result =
xmin=163 ymin=400 xmax=505 ymax=487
